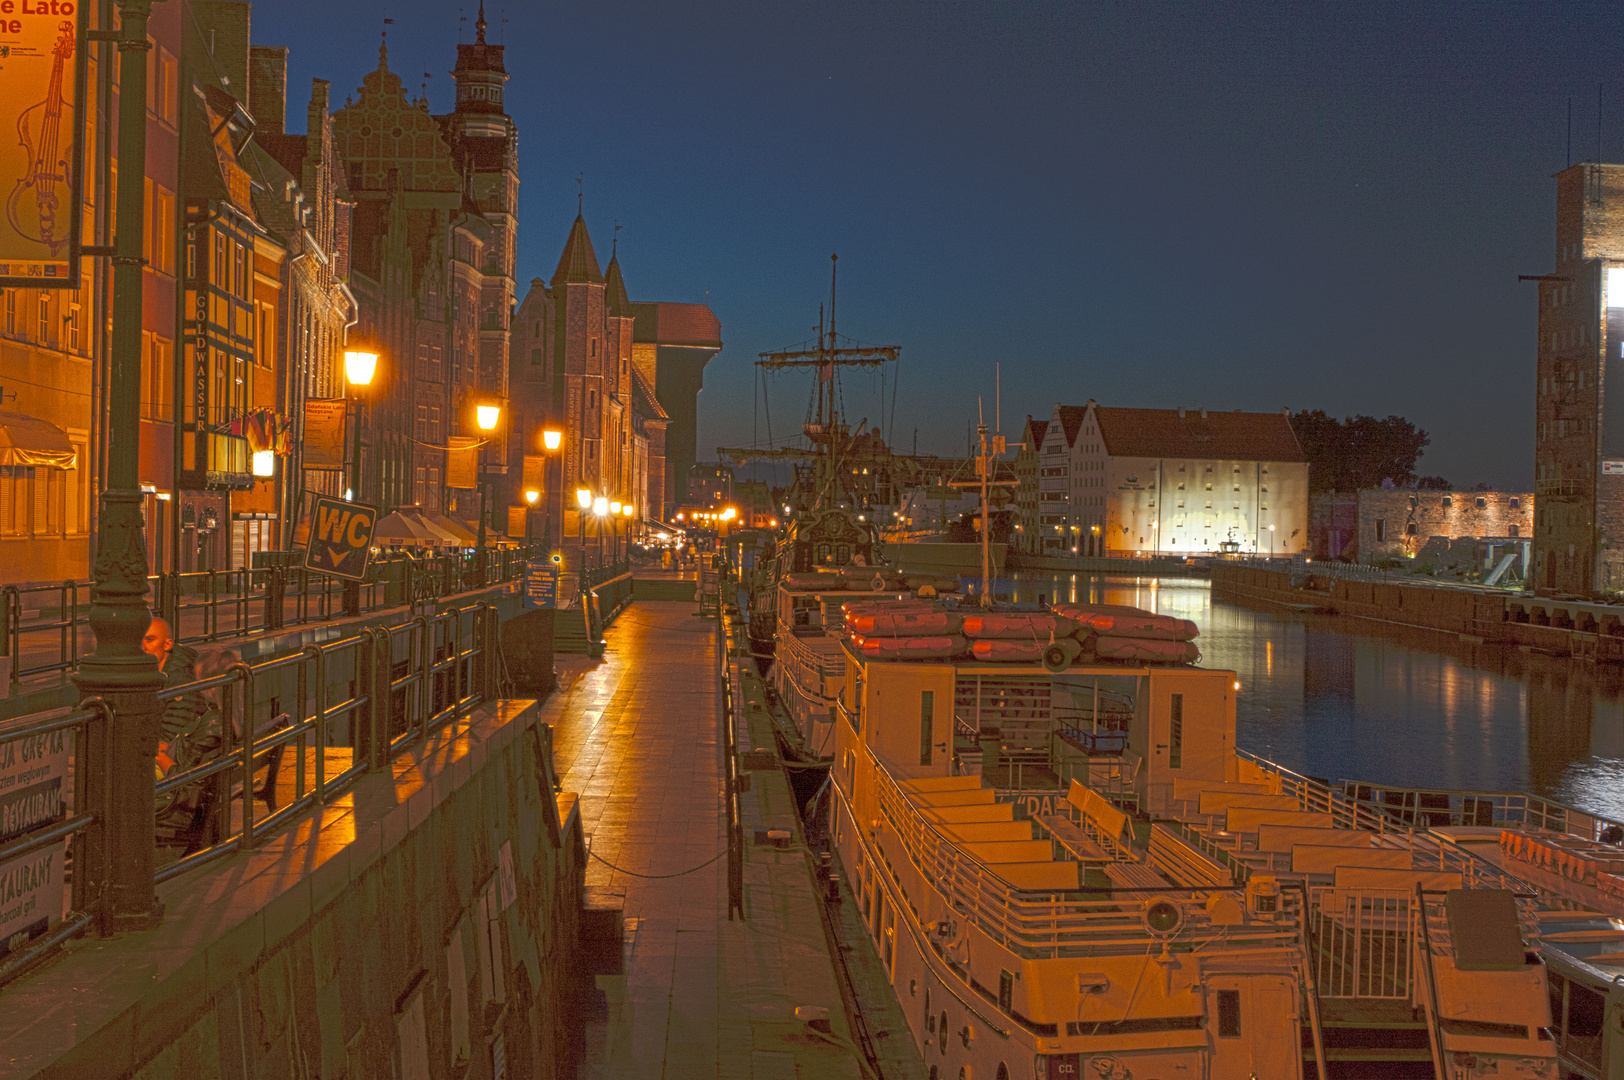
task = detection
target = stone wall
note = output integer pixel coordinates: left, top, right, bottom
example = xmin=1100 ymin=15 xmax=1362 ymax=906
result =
xmin=1358 ymin=490 xmax=1532 ymax=561
xmin=2 ymin=700 xmax=588 ymax=1080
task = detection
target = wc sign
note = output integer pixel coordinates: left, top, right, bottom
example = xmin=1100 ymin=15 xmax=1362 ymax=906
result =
xmin=302 ymin=497 xmax=379 ymax=581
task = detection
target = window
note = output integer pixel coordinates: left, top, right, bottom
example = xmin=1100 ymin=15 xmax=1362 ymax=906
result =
xmin=1375 ymin=519 xmax=1386 ymax=542
xmin=919 ymin=690 xmax=934 ymax=766
xmin=66 ymin=305 xmax=79 ymax=352
xmin=1168 ymin=693 xmax=1182 ymax=769
xmin=1442 ymin=496 xmax=1452 ymax=507
xmin=1216 ymin=989 xmax=1241 ymax=1037
xmin=1406 ymin=522 xmax=1417 ymax=536
xmin=36 ymin=293 xmax=49 ymax=343
xmin=1510 ymin=497 xmax=1520 ymax=509
xmin=0 ymin=467 xmax=31 ymax=536
xmin=1476 ymin=497 xmax=1487 ymax=508
xmin=1510 ymin=524 xmax=1519 ymax=537
xmin=3 ymin=290 xmax=12 ymax=335
xmin=530 ymin=348 xmax=542 ymax=366
xmin=998 ymin=970 xmax=1012 ymax=1012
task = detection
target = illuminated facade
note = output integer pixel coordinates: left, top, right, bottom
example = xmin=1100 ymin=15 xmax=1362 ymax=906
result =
xmin=1048 ymin=401 xmax=1308 ymax=556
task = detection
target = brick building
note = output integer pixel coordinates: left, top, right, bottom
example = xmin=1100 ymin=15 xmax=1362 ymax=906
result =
xmin=1532 ymin=163 xmax=1624 ymax=594
xmin=1012 ymin=416 xmax=1044 ymax=553
xmin=1356 ymin=490 xmax=1532 ymax=561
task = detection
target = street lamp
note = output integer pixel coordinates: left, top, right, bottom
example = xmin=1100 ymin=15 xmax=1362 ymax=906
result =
xmin=341 ymin=347 xmax=382 ymax=613
xmin=524 ymin=489 xmax=539 ymax=545
xmin=575 ymin=487 xmax=592 ymax=577
xmin=1268 ymin=522 xmax=1276 ymax=559
xmin=540 ymin=426 xmax=564 ymax=554
xmin=594 ymin=496 xmax=609 ymax=569
xmin=623 ymin=502 xmax=636 ymax=561
xmin=473 ymin=402 xmax=501 ymax=583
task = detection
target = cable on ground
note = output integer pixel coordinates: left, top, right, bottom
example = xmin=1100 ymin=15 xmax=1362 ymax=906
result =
xmin=588 ymin=847 xmax=726 ymax=879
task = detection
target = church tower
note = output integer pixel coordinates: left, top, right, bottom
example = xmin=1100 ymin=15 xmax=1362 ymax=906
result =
xmin=552 ymin=215 xmax=608 ymax=499
xmin=439 ymin=1 xmax=519 ymax=477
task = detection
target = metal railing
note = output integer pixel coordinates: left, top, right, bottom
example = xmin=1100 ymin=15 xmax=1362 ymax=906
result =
xmin=0 ymin=700 xmax=113 ymax=989
xmin=1308 ymin=887 xmax=1415 ymax=999
xmin=3 ymin=546 xmax=539 ymax=693
xmin=720 ymin=604 xmax=745 ymax=920
xmin=148 ymin=600 xmax=499 ymax=884
xmin=862 ymin=747 xmax=1303 ymax=960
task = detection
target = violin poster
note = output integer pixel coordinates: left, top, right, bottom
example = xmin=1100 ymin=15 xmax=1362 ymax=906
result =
xmin=0 ymin=5 xmax=82 ymax=288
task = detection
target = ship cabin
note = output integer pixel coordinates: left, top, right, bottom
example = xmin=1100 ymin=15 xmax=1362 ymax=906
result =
xmin=1533 ymin=914 xmax=1624 ymax=1079
xmin=827 ymin=644 xmax=1559 ymax=1080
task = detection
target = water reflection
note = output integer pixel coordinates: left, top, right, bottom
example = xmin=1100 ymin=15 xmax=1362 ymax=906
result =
xmin=1005 ymin=572 xmax=1624 ymax=821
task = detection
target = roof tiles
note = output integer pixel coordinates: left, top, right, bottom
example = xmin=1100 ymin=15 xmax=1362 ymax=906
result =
xmin=1094 ymin=407 xmax=1305 ymax=463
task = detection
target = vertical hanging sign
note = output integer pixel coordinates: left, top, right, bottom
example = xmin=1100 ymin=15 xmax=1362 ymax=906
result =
xmin=0 ymin=4 xmax=84 ymax=287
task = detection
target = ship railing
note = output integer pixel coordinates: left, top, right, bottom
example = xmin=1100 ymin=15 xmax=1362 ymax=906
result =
xmin=1237 ymin=747 xmax=1624 ymax=844
xmin=867 ymin=749 xmax=1303 ymax=959
xmin=1308 ymin=887 xmax=1415 ymax=999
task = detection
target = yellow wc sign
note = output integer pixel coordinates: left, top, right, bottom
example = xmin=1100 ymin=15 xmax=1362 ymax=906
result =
xmin=302 ymin=497 xmax=379 ymax=581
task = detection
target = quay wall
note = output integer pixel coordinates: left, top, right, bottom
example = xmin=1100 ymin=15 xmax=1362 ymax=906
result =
xmin=1006 ymin=553 xmax=1210 ymax=578
xmin=1211 ymin=564 xmax=1624 ymax=661
xmin=0 ymin=700 xmax=589 ymax=1080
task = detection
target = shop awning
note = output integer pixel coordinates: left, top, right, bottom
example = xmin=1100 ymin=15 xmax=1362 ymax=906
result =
xmin=0 ymin=411 xmax=76 ymax=469
xmin=407 ymin=511 xmax=462 ymax=548
xmin=427 ymin=512 xmax=478 ymax=547
xmin=374 ymin=511 xmax=439 ymax=547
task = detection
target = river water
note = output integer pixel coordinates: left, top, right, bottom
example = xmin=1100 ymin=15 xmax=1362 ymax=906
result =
xmin=1005 ymin=572 xmax=1624 ymax=823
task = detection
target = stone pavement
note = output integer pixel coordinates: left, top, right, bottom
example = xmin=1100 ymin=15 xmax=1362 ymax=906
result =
xmin=542 ymin=601 xmax=869 ymax=1079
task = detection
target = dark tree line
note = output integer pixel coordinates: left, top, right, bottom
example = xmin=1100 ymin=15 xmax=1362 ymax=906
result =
xmin=1290 ymin=411 xmax=1431 ymax=493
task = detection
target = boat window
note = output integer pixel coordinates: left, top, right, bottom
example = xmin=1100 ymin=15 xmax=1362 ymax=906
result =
xmin=920 ymin=691 xmax=934 ymax=766
xmin=1216 ymin=989 xmax=1240 ymax=1037
xmin=1569 ymin=980 xmax=1605 ymax=1039
xmin=1169 ymin=693 xmax=1183 ymax=769
xmin=998 ymin=970 xmax=1013 ymax=1011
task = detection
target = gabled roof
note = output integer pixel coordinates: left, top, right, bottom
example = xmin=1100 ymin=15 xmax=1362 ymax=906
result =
xmin=1094 ymin=407 xmax=1306 ymax=462
xmin=1057 ymin=405 xmax=1088 ymax=448
xmin=551 ymin=214 xmax=603 ymax=286
xmin=1024 ymin=417 xmax=1046 ymax=452
xmin=604 ymin=252 xmax=632 ymax=316
xmin=631 ymin=366 xmax=669 ymax=422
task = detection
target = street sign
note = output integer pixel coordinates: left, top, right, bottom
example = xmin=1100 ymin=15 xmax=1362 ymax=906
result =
xmin=302 ymin=497 xmax=379 ymax=581
xmin=522 ymin=563 xmax=559 ymax=609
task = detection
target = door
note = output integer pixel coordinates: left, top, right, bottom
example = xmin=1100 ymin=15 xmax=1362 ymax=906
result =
xmin=1206 ymin=975 xmax=1301 ymax=1080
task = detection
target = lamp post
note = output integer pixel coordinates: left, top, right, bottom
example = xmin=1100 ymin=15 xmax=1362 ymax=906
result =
xmin=474 ymin=403 xmax=501 ymax=583
xmin=75 ymin=0 xmax=164 ymax=931
xmin=524 ymin=489 xmax=539 ymax=546
xmin=341 ymin=348 xmax=378 ymax=614
xmin=609 ymin=502 xmax=622 ymax=563
xmin=594 ymin=496 xmax=609 ymax=568
xmin=623 ymin=502 xmax=636 ymax=562
xmin=1269 ymin=522 xmax=1276 ymax=559
xmin=541 ymin=427 xmax=562 ymax=552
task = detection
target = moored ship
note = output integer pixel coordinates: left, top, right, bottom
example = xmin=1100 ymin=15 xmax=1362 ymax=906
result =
xmin=823 ymin=596 xmax=1567 ymax=1079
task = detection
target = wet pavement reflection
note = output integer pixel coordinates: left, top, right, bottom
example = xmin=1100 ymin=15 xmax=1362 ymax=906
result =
xmin=1005 ymin=572 xmax=1624 ymax=822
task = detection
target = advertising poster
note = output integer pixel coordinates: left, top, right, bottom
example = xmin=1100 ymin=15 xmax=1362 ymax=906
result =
xmin=447 ymin=436 xmax=479 ymax=489
xmin=301 ymin=398 xmax=348 ymax=470
xmin=0 ymin=840 xmax=63 ymax=958
xmin=0 ymin=725 xmax=67 ymax=845
xmin=0 ymin=6 xmax=82 ymax=287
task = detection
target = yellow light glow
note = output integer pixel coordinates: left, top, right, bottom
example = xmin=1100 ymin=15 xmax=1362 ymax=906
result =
xmin=610 ymin=501 xmax=621 ymax=515
xmin=343 ymin=349 xmax=378 ymax=387
xmin=525 ymin=489 xmax=539 ymax=505
xmin=721 ymin=508 xmax=736 ymax=521
xmin=251 ymin=450 xmax=275 ymax=477
xmin=542 ymin=428 xmax=563 ymax=451
xmin=576 ymin=488 xmax=592 ymax=509
xmin=476 ymin=404 xmax=501 ymax=431
xmin=594 ymin=497 xmax=608 ymax=517
xmin=623 ymin=505 xmax=635 ymax=517
xmin=1233 ymin=681 xmax=1242 ymax=691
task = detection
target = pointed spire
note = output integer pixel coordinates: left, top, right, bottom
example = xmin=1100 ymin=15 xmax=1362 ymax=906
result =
xmin=552 ymin=214 xmax=604 ymax=286
xmin=605 ymin=249 xmax=632 ymax=317
xmin=476 ymin=0 xmax=488 ymax=44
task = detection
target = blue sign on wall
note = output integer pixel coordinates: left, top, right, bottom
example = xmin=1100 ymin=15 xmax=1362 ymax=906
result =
xmin=523 ymin=564 xmax=560 ymax=609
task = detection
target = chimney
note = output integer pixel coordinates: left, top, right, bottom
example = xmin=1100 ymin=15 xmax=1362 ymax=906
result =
xmin=1178 ymin=407 xmax=1185 ymax=419
xmin=1199 ymin=408 xmax=1207 ymax=419
xmin=249 ymin=46 xmax=288 ymax=135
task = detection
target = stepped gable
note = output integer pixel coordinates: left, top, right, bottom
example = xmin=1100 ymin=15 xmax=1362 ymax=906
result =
xmin=1025 ymin=416 xmax=1046 ymax=449
xmin=1095 ymin=406 xmax=1306 ymax=462
xmin=331 ymin=40 xmax=460 ymax=194
xmin=1057 ymin=405 xmax=1088 ymax=448
xmin=552 ymin=214 xmax=603 ymax=285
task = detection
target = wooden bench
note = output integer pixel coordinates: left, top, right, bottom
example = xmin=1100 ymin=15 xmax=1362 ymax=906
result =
xmin=1332 ymin=866 xmax=1461 ymax=892
xmin=1257 ymin=825 xmax=1377 ymax=854
xmin=1227 ymin=807 xmax=1333 ymax=834
xmin=1291 ymin=845 xmax=1413 ymax=876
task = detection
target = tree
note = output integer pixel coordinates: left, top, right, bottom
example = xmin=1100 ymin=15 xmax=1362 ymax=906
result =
xmin=1413 ymin=476 xmax=1453 ymax=490
xmin=1290 ymin=410 xmax=1431 ymax=492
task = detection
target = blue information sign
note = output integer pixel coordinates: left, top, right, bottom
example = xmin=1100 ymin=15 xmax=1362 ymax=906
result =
xmin=523 ymin=563 xmax=560 ymax=609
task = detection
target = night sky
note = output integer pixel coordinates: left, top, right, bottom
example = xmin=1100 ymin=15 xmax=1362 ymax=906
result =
xmin=253 ymin=1 xmax=1622 ymax=490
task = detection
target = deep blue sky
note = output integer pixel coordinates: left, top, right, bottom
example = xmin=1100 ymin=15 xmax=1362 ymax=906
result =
xmin=254 ymin=1 xmax=1623 ymax=489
